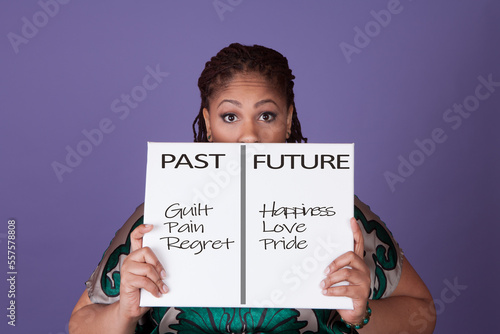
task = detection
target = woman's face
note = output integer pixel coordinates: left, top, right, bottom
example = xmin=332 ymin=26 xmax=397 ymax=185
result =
xmin=203 ymin=73 xmax=293 ymax=143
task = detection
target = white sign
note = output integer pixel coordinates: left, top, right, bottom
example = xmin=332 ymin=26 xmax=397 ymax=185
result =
xmin=141 ymin=142 xmax=354 ymax=310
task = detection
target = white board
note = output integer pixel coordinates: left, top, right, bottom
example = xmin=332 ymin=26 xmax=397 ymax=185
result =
xmin=141 ymin=142 xmax=354 ymax=310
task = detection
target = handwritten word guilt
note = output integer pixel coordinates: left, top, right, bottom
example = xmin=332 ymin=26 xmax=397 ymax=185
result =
xmin=254 ymin=154 xmax=350 ymax=169
xmin=259 ymin=201 xmax=336 ymax=219
xmin=165 ymin=203 xmax=214 ymax=219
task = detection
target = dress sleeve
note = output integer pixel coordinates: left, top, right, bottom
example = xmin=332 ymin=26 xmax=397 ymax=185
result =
xmin=354 ymin=196 xmax=404 ymax=300
xmin=85 ymin=204 xmax=145 ymax=304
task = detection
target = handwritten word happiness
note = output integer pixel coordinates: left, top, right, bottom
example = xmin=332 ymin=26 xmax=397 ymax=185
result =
xmin=259 ymin=201 xmax=336 ymax=219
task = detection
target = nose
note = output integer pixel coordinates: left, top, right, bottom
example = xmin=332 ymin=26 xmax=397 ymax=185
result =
xmin=238 ymin=121 xmax=259 ymax=143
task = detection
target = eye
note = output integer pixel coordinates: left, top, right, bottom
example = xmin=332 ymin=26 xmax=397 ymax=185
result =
xmin=259 ymin=112 xmax=276 ymax=122
xmin=222 ymin=113 xmax=238 ymax=123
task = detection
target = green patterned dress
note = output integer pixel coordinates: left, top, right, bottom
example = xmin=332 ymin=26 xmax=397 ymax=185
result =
xmin=86 ymin=196 xmax=403 ymax=334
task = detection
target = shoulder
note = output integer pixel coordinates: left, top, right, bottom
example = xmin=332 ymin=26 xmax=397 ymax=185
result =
xmin=354 ymin=195 xmax=404 ymax=299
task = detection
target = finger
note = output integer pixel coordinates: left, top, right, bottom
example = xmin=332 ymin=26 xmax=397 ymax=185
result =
xmin=321 ymin=267 xmax=369 ymax=295
xmin=321 ymin=272 xmax=370 ymax=300
xmin=322 ymin=251 xmax=370 ymax=299
xmin=130 ymin=224 xmax=153 ymax=252
xmin=127 ymin=247 xmax=167 ymax=282
xmin=350 ymin=217 xmax=365 ymax=258
xmin=122 ymin=261 xmax=169 ymax=296
xmin=124 ymin=272 xmax=167 ymax=298
xmin=321 ymin=280 xmax=368 ymax=299
xmin=323 ymin=251 xmax=366 ymax=277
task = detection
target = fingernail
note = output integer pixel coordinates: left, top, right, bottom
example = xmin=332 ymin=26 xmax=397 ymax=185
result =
xmin=322 ymin=289 xmax=327 ymax=295
xmin=320 ymin=281 xmax=325 ymax=288
xmin=161 ymin=270 xmax=167 ymax=279
xmin=324 ymin=267 xmax=330 ymax=275
xmin=162 ymin=284 xmax=169 ymax=294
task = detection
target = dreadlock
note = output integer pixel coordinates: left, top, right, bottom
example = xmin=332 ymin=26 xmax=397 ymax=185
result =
xmin=192 ymin=43 xmax=307 ymax=143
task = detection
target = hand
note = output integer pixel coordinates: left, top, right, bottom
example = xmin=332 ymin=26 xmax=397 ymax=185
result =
xmin=118 ymin=224 xmax=168 ymax=321
xmin=320 ymin=217 xmax=371 ymax=324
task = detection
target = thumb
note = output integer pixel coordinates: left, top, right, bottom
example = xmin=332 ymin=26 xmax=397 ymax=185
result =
xmin=350 ymin=217 xmax=365 ymax=258
xmin=130 ymin=224 xmax=153 ymax=252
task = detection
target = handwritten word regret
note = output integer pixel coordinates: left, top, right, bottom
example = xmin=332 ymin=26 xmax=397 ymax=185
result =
xmin=159 ymin=236 xmax=235 ymax=255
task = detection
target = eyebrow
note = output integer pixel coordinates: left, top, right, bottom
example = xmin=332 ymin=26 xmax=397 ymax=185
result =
xmin=217 ymin=99 xmax=278 ymax=108
xmin=218 ymin=99 xmax=242 ymax=108
xmin=254 ymin=99 xmax=278 ymax=108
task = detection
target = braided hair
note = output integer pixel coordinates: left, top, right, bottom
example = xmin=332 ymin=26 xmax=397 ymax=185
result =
xmin=192 ymin=43 xmax=307 ymax=143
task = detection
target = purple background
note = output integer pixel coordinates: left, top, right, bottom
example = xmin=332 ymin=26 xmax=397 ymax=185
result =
xmin=1 ymin=0 xmax=499 ymax=332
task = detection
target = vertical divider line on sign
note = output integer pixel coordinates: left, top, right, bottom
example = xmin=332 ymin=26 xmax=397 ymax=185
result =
xmin=240 ymin=144 xmax=247 ymax=305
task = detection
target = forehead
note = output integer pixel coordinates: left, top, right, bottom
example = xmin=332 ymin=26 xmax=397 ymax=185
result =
xmin=210 ymin=72 xmax=284 ymax=103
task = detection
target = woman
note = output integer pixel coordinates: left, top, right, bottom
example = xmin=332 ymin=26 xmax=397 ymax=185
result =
xmin=69 ymin=43 xmax=436 ymax=333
